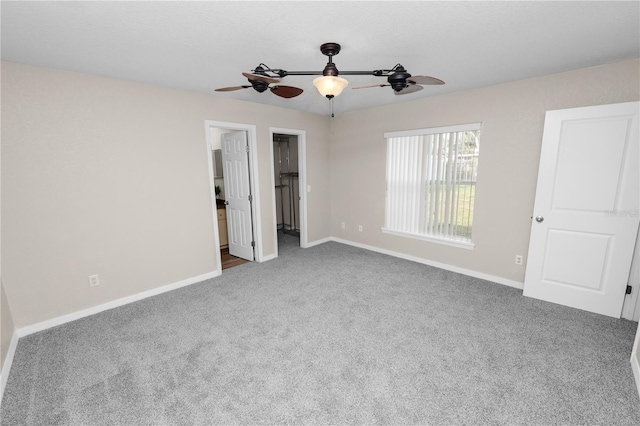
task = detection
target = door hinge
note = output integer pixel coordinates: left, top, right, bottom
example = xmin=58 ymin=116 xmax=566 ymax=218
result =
xmin=245 ymin=145 xmax=250 ymax=153
xmin=251 ymin=241 xmax=255 ymax=248
xmin=626 ymin=285 xmax=633 ymax=295
xmin=248 ymin=194 xmax=252 ymax=202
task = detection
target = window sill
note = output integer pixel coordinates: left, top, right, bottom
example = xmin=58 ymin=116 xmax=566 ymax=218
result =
xmin=381 ymin=228 xmax=475 ymax=250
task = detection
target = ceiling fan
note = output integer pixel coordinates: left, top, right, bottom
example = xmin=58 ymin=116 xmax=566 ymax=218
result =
xmin=215 ymin=65 xmax=304 ymax=98
xmin=215 ymin=42 xmax=445 ymax=114
xmin=351 ymin=64 xmax=445 ymax=95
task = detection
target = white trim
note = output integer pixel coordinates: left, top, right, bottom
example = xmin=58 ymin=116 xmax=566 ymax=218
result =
xmin=385 ymin=122 xmax=482 ymax=139
xmin=17 ymin=271 xmax=219 ymax=338
xmin=330 ymin=237 xmax=523 ymax=290
xmin=268 ymin=131 xmax=279 ymax=259
xmin=631 ymin=323 xmax=640 ymax=399
xmin=259 ymin=253 xmax=278 ymax=263
xmin=621 ymin=229 xmax=640 ymax=321
xmin=298 ymin=132 xmax=308 ymax=249
xmin=247 ymin=127 xmax=263 ymax=261
xmin=204 ymin=121 xmax=263 ymax=261
xmin=306 ymin=237 xmax=332 ymax=248
xmin=203 ymin=123 xmax=223 ymax=273
xmin=381 ymin=227 xmax=475 ymax=250
xmin=0 ymin=330 xmax=19 ymax=405
xmin=269 ymin=128 xmax=309 ymax=252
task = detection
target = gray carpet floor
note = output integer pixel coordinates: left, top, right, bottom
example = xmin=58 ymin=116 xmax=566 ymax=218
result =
xmin=2 ymin=232 xmax=639 ymax=425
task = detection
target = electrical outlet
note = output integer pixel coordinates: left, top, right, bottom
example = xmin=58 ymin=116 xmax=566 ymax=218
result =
xmin=358 ymin=225 xmax=363 ymax=232
xmin=515 ymin=255 xmax=523 ymax=265
xmin=341 ymin=222 xmax=345 ymax=229
xmin=88 ymin=274 xmax=100 ymax=287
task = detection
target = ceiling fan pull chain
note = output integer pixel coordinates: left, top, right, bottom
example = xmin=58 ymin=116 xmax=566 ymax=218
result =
xmin=330 ymin=97 xmax=334 ymax=118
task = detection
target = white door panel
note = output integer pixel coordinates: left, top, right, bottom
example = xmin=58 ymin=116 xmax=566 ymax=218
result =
xmin=221 ymin=131 xmax=254 ymax=261
xmin=524 ymin=102 xmax=639 ymax=318
xmin=542 ymin=229 xmax=611 ymax=291
xmin=551 ymin=117 xmax=631 ymax=211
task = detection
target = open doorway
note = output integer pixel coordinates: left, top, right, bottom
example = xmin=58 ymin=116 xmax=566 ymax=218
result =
xmin=205 ymin=121 xmax=262 ymax=272
xmin=274 ymin=133 xmax=299 ymax=237
xmin=270 ymin=128 xmax=307 ymax=257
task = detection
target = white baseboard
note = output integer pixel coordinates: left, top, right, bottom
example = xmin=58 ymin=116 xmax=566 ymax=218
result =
xmin=0 ymin=330 xmax=19 ymax=406
xmin=305 ymin=237 xmax=332 ymax=248
xmin=631 ymin=324 xmax=640 ymax=400
xmin=329 ymin=237 xmax=524 ymax=290
xmin=632 ymin=352 xmax=640 ymax=400
xmin=259 ymin=253 xmax=277 ymax=262
xmin=17 ymin=270 xmax=220 ymax=338
xmin=14 ymin=238 xmax=521 ymax=338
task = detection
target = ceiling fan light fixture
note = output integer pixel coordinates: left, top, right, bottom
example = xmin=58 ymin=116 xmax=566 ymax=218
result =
xmin=313 ymin=76 xmax=349 ymax=98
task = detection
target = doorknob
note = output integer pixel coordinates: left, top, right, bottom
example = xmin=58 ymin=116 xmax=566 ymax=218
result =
xmin=535 ymin=216 xmax=544 ymax=223
xmin=224 ymin=200 xmax=229 ymax=206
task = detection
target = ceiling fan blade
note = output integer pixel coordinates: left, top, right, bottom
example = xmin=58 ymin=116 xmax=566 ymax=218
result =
xmin=352 ymin=84 xmax=388 ymax=90
xmin=394 ymin=84 xmax=424 ymax=95
xmin=407 ymin=75 xmax=445 ymax=85
xmin=242 ymin=72 xmax=280 ymax=84
xmin=270 ymin=85 xmax=304 ymax=98
xmin=215 ymin=85 xmax=251 ymax=92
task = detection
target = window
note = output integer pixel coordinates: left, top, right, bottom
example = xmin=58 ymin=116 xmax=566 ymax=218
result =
xmin=382 ymin=123 xmax=481 ymax=248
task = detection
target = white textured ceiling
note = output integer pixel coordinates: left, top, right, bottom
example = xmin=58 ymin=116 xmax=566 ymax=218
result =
xmin=2 ymin=1 xmax=639 ymax=116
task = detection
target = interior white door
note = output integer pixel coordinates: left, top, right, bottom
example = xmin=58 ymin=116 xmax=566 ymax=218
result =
xmin=221 ymin=131 xmax=254 ymax=261
xmin=523 ymin=102 xmax=639 ymax=318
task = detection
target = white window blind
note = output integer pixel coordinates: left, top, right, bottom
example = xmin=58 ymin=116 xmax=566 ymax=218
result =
xmin=383 ymin=123 xmax=481 ymax=248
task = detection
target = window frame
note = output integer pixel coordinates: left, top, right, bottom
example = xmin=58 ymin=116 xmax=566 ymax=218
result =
xmin=382 ymin=122 xmax=482 ymax=250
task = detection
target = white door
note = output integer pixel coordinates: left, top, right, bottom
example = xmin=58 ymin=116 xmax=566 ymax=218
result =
xmin=221 ymin=131 xmax=254 ymax=261
xmin=523 ymin=102 xmax=639 ymax=318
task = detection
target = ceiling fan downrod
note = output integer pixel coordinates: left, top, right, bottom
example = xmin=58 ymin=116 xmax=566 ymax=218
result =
xmin=319 ymin=42 xmax=341 ymax=77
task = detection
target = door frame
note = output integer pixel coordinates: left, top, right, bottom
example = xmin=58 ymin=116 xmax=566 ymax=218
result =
xmin=632 ymin=318 xmax=640 ymax=399
xmin=269 ymin=127 xmax=308 ymax=255
xmin=621 ymin=230 xmax=640 ymax=320
xmin=204 ymin=120 xmax=264 ymax=267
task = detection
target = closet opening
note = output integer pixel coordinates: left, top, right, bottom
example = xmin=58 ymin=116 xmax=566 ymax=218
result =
xmin=273 ymin=133 xmax=301 ymax=250
xmin=270 ymin=127 xmax=307 ymax=257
